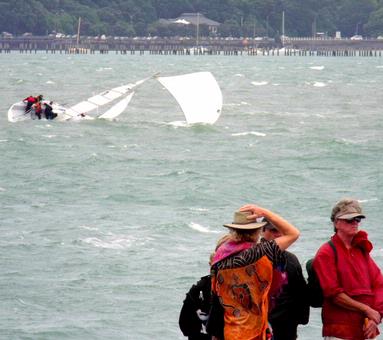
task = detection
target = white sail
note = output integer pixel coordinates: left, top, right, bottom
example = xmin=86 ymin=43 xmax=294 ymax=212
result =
xmin=157 ymin=72 xmax=222 ymax=124
xmin=67 ymin=83 xmax=135 ymax=116
xmin=98 ymin=92 xmax=135 ymax=120
xmin=63 ymin=74 xmax=156 ymax=119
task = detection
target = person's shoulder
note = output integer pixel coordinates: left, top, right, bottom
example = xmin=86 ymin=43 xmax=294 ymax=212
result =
xmin=285 ymin=250 xmax=300 ymax=262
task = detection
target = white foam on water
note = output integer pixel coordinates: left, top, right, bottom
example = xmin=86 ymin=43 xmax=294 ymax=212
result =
xmin=96 ymin=67 xmax=113 ymax=72
xmin=313 ymin=82 xmax=326 ymax=87
xmin=0 ymin=139 xmax=8 ymax=142
xmin=189 ymin=207 xmax=209 ymax=212
xmin=234 ymin=73 xmax=244 ymax=77
xmin=251 ymin=81 xmax=268 ymax=86
xmin=82 ymin=235 xmax=144 ymax=249
xmin=272 ymin=83 xmax=280 ymax=86
xmin=376 ymin=66 xmax=383 ymax=69
xmin=359 ymin=198 xmax=378 ymax=203
xmin=188 ymin=222 xmax=219 ymax=234
xmin=166 ymin=121 xmax=189 ymax=128
xmin=46 ymin=80 xmax=55 ymax=84
xmin=0 ymin=187 xmax=6 ymax=192
xmin=16 ymin=79 xmax=23 ymax=84
xmin=231 ymin=131 xmax=266 ymax=137
xmin=310 ymin=66 xmax=325 ymax=70
xmin=80 ymin=225 xmax=99 ymax=231
xmin=42 ymin=135 xmax=56 ymax=139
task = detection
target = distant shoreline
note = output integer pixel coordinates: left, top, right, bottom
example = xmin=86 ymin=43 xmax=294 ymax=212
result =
xmin=1 ymin=36 xmax=383 ymax=56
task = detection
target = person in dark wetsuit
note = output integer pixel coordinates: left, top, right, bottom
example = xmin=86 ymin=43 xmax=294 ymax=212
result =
xmin=44 ymin=101 xmax=57 ymax=120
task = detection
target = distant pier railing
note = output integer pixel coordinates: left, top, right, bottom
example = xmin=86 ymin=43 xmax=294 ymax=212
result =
xmin=0 ymin=36 xmax=382 ymax=56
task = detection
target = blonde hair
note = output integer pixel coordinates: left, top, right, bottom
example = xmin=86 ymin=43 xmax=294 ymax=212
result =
xmin=229 ymin=228 xmax=261 ymax=243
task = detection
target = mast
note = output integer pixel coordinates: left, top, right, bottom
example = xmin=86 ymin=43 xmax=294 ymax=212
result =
xmin=282 ymin=11 xmax=285 ymax=38
xmin=76 ymin=17 xmax=81 ymax=46
xmin=196 ymin=12 xmax=200 ymax=48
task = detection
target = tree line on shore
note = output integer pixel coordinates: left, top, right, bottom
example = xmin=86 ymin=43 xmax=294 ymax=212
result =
xmin=1 ymin=0 xmax=383 ymax=38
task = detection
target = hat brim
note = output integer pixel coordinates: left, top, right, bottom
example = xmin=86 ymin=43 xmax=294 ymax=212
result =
xmin=337 ymin=213 xmax=366 ymax=220
xmin=223 ymin=222 xmax=267 ymax=230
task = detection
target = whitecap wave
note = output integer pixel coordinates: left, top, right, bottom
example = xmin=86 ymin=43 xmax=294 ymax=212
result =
xmin=376 ymin=66 xmax=383 ymax=69
xmin=82 ymin=235 xmax=142 ymax=249
xmin=251 ymin=81 xmax=268 ymax=86
xmin=0 ymin=187 xmax=6 ymax=192
xmin=0 ymin=139 xmax=8 ymax=142
xmin=46 ymin=80 xmax=55 ymax=84
xmin=96 ymin=67 xmax=113 ymax=72
xmin=310 ymin=66 xmax=324 ymax=70
xmin=80 ymin=225 xmax=99 ymax=231
xmin=189 ymin=207 xmax=209 ymax=212
xmin=189 ymin=222 xmax=219 ymax=234
xmin=358 ymin=198 xmax=378 ymax=203
xmin=231 ymin=131 xmax=266 ymax=137
xmin=234 ymin=73 xmax=244 ymax=77
xmin=313 ymin=82 xmax=326 ymax=87
xmin=166 ymin=121 xmax=188 ymax=128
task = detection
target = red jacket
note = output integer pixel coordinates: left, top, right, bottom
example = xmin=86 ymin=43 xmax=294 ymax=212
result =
xmin=313 ymin=231 xmax=383 ymax=340
xmin=24 ymin=96 xmax=36 ymax=103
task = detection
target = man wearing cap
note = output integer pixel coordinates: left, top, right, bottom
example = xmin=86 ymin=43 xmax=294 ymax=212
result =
xmin=261 ymin=220 xmax=309 ymax=340
xmin=207 ymin=204 xmax=300 ymax=340
xmin=313 ymin=198 xmax=383 ymax=340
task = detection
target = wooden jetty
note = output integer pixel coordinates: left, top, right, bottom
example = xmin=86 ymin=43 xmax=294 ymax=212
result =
xmin=0 ymin=35 xmax=382 ymax=56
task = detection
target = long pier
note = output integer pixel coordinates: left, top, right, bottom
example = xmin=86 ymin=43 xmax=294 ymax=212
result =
xmin=0 ymin=36 xmax=382 ymax=56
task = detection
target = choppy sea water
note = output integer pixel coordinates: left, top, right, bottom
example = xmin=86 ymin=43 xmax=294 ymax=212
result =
xmin=0 ymin=53 xmax=382 ymax=339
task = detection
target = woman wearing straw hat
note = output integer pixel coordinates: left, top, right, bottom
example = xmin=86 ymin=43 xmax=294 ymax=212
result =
xmin=208 ymin=204 xmax=300 ymax=340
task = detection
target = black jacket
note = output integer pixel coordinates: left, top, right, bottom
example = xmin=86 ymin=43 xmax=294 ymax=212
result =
xmin=179 ymin=275 xmax=212 ymax=340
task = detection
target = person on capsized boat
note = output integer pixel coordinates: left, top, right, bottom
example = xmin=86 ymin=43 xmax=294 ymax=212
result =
xmin=208 ymin=205 xmax=300 ymax=340
xmin=44 ymin=101 xmax=57 ymax=120
xmin=32 ymin=100 xmax=43 ymax=119
xmin=23 ymin=95 xmax=37 ymax=112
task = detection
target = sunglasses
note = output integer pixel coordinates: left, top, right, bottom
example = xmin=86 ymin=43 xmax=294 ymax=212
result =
xmin=344 ymin=217 xmax=362 ymax=224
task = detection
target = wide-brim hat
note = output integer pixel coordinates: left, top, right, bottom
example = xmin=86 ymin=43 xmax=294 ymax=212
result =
xmin=224 ymin=211 xmax=267 ymax=230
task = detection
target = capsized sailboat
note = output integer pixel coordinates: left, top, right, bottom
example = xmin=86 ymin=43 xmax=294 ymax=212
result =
xmin=7 ymin=75 xmax=153 ymax=122
xmin=157 ymin=71 xmax=222 ymax=124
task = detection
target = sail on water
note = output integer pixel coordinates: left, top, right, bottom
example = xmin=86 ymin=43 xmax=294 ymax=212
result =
xmin=98 ymin=92 xmax=135 ymax=120
xmin=7 ymin=74 xmax=155 ymax=122
xmin=7 ymin=72 xmax=223 ymax=124
xmin=157 ymin=72 xmax=222 ymax=124
xmin=64 ymin=75 xmax=154 ymax=119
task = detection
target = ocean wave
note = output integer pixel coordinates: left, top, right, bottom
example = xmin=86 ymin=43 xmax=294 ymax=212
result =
xmin=166 ymin=121 xmax=188 ymax=128
xmin=82 ymin=235 xmax=145 ymax=249
xmin=310 ymin=66 xmax=324 ymax=70
xmin=46 ymin=80 xmax=55 ymax=84
xmin=251 ymin=81 xmax=268 ymax=86
xmin=231 ymin=131 xmax=266 ymax=137
xmin=358 ymin=198 xmax=378 ymax=203
xmin=188 ymin=222 xmax=219 ymax=233
xmin=189 ymin=207 xmax=210 ymax=212
xmin=313 ymin=82 xmax=326 ymax=87
xmin=225 ymin=102 xmax=249 ymax=107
